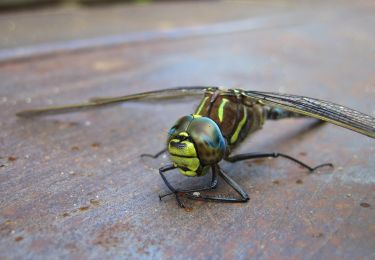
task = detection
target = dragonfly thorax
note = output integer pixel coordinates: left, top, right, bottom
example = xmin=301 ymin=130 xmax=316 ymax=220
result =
xmin=167 ymin=114 xmax=226 ymax=177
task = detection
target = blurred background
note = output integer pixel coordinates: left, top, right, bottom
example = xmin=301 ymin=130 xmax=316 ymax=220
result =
xmin=0 ymin=0 xmax=157 ymax=11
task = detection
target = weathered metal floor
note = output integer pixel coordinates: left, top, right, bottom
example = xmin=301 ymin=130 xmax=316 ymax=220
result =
xmin=0 ymin=1 xmax=374 ymax=259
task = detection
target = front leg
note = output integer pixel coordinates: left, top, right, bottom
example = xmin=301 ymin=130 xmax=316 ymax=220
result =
xmin=159 ymin=164 xmax=184 ymax=207
xmin=141 ymin=148 xmax=167 ymax=159
xmin=159 ymin=164 xmax=218 ymax=208
xmin=184 ymin=165 xmax=250 ymax=203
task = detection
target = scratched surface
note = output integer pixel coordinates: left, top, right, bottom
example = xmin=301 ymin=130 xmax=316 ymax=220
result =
xmin=0 ymin=1 xmax=375 ymax=259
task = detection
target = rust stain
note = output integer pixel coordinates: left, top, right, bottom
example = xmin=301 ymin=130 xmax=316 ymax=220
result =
xmin=68 ymin=122 xmax=79 ymax=127
xmin=93 ymin=223 xmax=132 ymax=249
xmin=295 ymin=240 xmax=307 ymax=248
xmin=360 ymin=202 xmax=371 ymax=208
xmin=64 ymin=242 xmax=79 ymax=251
xmin=312 ymin=232 xmax=324 ymax=238
xmin=7 ymin=156 xmax=17 ymax=162
xmin=91 ymin=143 xmax=101 ymax=148
xmin=28 ymin=238 xmax=52 ymax=253
xmin=184 ymin=207 xmax=193 ymax=212
xmin=71 ymin=146 xmax=80 ymax=151
xmin=79 ymin=206 xmax=90 ymax=211
xmin=0 ymin=220 xmax=15 ymax=236
xmin=63 ymin=200 xmax=101 ymax=216
xmin=14 ymin=236 xmax=23 ymax=242
xmin=335 ymin=202 xmax=351 ymax=210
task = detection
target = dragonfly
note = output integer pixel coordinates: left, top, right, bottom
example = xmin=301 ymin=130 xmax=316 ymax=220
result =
xmin=17 ymin=86 xmax=375 ymax=208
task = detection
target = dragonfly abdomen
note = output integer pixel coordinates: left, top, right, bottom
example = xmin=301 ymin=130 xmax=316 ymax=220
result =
xmin=266 ymin=107 xmax=306 ymax=120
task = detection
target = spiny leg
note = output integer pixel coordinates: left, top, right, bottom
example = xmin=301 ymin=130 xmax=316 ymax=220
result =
xmin=184 ymin=165 xmax=249 ymax=203
xmin=159 ymin=168 xmax=218 ymax=200
xmin=159 ymin=164 xmax=219 ymax=208
xmin=159 ymin=164 xmax=184 ymax=207
xmin=141 ymin=148 xmax=167 ymax=159
xmin=225 ymin=152 xmax=333 ymax=172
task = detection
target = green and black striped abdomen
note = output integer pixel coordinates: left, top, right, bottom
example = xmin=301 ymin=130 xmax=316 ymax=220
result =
xmin=265 ymin=106 xmax=307 ymax=120
xmin=194 ymin=90 xmax=266 ymax=149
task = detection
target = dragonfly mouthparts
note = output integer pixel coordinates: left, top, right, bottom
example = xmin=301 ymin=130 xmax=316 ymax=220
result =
xmin=169 ymin=141 xmax=187 ymax=149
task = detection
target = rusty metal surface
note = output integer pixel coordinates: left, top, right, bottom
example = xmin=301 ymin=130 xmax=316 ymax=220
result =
xmin=0 ymin=1 xmax=374 ymax=259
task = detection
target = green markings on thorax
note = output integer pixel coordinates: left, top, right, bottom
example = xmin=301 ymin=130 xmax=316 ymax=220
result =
xmin=194 ymin=91 xmax=254 ymax=147
xmin=195 ymin=96 xmax=209 ymax=115
xmin=230 ymin=106 xmax=248 ymax=144
xmin=218 ymin=98 xmax=229 ymax=122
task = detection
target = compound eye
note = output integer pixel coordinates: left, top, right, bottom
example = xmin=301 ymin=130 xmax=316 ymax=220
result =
xmin=191 ymin=119 xmax=213 ymax=136
xmin=168 ymin=115 xmax=193 ymax=137
xmin=189 ymin=117 xmax=223 ymax=148
xmin=168 ymin=126 xmax=177 ymax=136
xmin=192 ymin=129 xmax=211 ymax=145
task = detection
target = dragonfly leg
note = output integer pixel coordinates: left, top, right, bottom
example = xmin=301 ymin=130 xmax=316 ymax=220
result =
xmin=225 ymin=152 xmax=333 ymax=172
xmin=159 ymin=164 xmax=185 ymax=207
xmin=159 ymin=165 xmax=219 ymax=207
xmin=183 ymin=165 xmax=249 ymax=203
xmin=141 ymin=148 xmax=167 ymax=159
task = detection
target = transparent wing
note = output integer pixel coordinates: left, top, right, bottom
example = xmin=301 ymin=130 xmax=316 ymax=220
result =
xmin=16 ymin=86 xmax=217 ymax=117
xmin=242 ymin=90 xmax=375 ymax=138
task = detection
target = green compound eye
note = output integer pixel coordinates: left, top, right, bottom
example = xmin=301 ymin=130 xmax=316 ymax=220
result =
xmin=168 ymin=115 xmax=193 ymax=137
xmin=168 ymin=126 xmax=176 ymax=136
xmin=188 ymin=116 xmax=226 ymax=165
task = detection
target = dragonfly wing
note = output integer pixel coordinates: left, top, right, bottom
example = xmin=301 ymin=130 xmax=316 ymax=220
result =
xmin=88 ymin=86 xmax=217 ymax=103
xmin=16 ymin=86 xmax=216 ymax=117
xmin=242 ymin=90 xmax=375 ymax=138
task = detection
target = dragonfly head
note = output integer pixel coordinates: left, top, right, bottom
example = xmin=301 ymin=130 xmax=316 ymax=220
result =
xmin=167 ymin=115 xmax=226 ymax=177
